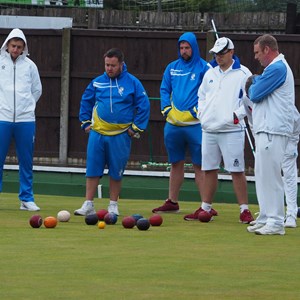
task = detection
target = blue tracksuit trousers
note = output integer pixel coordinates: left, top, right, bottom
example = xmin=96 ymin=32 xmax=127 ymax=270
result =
xmin=0 ymin=121 xmax=35 ymax=202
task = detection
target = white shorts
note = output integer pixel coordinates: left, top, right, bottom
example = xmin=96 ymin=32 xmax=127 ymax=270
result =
xmin=202 ymin=131 xmax=245 ymax=172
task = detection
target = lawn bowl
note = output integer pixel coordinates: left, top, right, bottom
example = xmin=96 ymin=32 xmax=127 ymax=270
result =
xmin=85 ymin=214 xmax=99 ymax=225
xmin=44 ymin=216 xmax=58 ymax=228
xmin=198 ymin=210 xmax=212 ymax=223
xmin=29 ymin=215 xmax=43 ymax=228
xmin=149 ymin=214 xmax=163 ymax=226
xmin=104 ymin=212 xmax=118 ymax=225
xmin=96 ymin=209 xmax=108 ymax=221
xmin=131 ymin=214 xmax=143 ymax=224
xmin=136 ymin=218 xmax=150 ymax=231
xmin=122 ymin=216 xmax=136 ymax=229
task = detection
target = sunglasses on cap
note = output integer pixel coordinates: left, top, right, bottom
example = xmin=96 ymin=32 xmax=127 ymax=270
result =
xmin=215 ymin=49 xmax=232 ymax=56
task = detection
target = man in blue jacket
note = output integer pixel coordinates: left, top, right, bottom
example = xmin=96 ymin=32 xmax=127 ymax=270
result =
xmin=152 ymin=32 xmax=214 ymax=219
xmin=75 ymin=48 xmax=150 ymax=216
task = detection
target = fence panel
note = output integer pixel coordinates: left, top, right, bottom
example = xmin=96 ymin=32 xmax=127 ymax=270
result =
xmin=1 ymin=28 xmax=300 ymax=170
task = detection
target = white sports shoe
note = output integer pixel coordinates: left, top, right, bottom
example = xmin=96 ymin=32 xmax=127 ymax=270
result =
xmin=20 ymin=201 xmax=40 ymax=211
xmin=247 ymin=222 xmax=264 ymax=233
xmin=254 ymin=224 xmax=285 ymax=235
xmin=284 ymin=215 xmax=297 ymax=228
xmin=74 ymin=200 xmax=96 ymax=216
xmin=108 ymin=202 xmax=119 ymax=216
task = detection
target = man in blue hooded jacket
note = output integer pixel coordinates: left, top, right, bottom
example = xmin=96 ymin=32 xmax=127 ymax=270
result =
xmin=74 ymin=48 xmax=150 ymax=216
xmin=152 ymin=32 xmax=214 ymax=219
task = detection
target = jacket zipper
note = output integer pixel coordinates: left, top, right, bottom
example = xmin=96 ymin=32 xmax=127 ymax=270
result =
xmin=13 ymin=62 xmax=16 ymax=122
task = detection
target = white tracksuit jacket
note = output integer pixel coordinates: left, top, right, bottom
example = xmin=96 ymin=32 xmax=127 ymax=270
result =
xmin=0 ymin=28 xmax=42 ymax=123
xmin=197 ymin=56 xmax=252 ymax=133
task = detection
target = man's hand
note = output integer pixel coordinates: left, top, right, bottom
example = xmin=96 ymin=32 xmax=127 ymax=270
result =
xmin=233 ymin=113 xmax=239 ymax=124
xmin=85 ymin=125 xmax=91 ymax=134
xmin=245 ymin=75 xmax=258 ymax=97
xmin=128 ymin=128 xmax=140 ymax=139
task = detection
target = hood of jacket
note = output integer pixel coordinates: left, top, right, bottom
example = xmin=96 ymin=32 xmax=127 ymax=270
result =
xmin=177 ymin=32 xmax=202 ymax=67
xmin=1 ymin=28 xmax=28 ymax=57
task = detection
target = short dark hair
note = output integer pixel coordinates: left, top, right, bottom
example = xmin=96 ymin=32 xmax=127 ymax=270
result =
xmin=103 ymin=48 xmax=124 ymax=63
xmin=8 ymin=37 xmax=25 ymax=46
xmin=254 ymin=34 xmax=278 ymax=52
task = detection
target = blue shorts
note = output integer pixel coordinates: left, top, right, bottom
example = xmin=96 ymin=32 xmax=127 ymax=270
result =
xmin=164 ymin=122 xmax=202 ymax=165
xmin=86 ymin=130 xmax=131 ymax=180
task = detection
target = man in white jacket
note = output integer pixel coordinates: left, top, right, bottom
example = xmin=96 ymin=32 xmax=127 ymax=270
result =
xmin=0 ymin=28 xmax=42 ymax=211
xmin=247 ymin=34 xmax=295 ymax=235
xmin=246 ymin=77 xmax=300 ymax=229
xmin=196 ymin=37 xmax=254 ymax=224
xmin=282 ymin=110 xmax=300 ymax=228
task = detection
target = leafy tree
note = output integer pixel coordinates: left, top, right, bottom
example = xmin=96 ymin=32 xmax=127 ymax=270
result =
xmin=104 ymin=0 xmax=300 ymax=12
xmin=253 ymin=0 xmax=287 ymax=12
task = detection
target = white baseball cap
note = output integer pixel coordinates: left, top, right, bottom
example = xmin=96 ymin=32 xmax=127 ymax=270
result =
xmin=209 ymin=37 xmax=234 ymax=54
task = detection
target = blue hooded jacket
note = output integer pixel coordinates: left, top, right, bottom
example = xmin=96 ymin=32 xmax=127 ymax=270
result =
xmin=160 ymin=32 xmax=209 ymax=126
xmin=79 ymin=63 xmax=150 ymax=135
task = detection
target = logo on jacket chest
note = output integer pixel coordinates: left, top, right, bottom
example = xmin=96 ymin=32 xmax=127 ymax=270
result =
xmin=118 ymin=86 xmax=124 ymax=96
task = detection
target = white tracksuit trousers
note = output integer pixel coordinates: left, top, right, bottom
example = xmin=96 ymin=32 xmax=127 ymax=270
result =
xmin=255 ymin=133 xmax=288 ymax=226
xmin=282 ymin=138 xmax=299 ymax=219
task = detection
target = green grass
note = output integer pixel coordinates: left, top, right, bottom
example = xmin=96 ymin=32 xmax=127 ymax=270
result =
xmin=0 ymin=193 xmax=299 ymax=300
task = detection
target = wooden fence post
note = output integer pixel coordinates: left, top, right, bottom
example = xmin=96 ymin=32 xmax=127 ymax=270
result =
xmin=59 ymin=27 xmax=71 ymax=165
xmin=88 ymin=8 xmax=98 ymax=29
xmin=206 ymin=30 xmax=215 ymax=61
xmin=285 ymin=3 xmax=297 ymax=34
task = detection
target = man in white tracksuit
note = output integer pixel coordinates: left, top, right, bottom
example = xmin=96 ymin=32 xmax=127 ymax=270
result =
xmin=247 ymin=34 xmax=296 ymax=235
xmin=0 ymin=28 xmax=42 ymax=211
xmin=244 ymin=87 xmax=300 ymax=229
xmin=197 ymin=37 xmax=254 ymax=224
xmin=282 ymin=109 xmax=300 ymax=228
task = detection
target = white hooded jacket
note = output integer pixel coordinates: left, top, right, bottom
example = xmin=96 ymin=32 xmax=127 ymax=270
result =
xmin=198 ymin=56 xmax=252 ymax=133
xmin=0 ymin=28 xmax=42 ymax=122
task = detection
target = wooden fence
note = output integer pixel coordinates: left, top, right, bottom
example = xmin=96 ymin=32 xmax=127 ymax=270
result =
xmin=1 ymin=6 xmax=298 ymax=33
xmin=1 ymin=28 xmax=300 ymax=171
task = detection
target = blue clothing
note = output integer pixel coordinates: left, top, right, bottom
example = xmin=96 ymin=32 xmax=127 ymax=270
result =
xmin=79 ymin=64 xmax=150 ymax=135
xmin=80 ymin=61 xmax=149 ymax=180
xmin=86 ymin=130 xmax=131 ymax=180
xmin=0 ymin=121 xmax=35 ymax=201
xmin=160 ymin=32 xmax=209 ymax=126
xmin=249 ymin=61 xmax=286 ymax=103
xmin=164 ymin=123 xmax=202 ymax=165
xmin=249 ymin=54 xmax=294 ymax=136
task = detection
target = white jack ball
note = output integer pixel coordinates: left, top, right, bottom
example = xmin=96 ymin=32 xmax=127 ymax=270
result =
xmin=57 ymin=210 xmax=71 ymax=222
